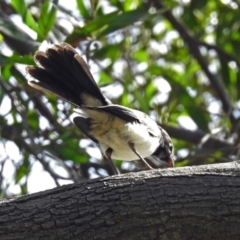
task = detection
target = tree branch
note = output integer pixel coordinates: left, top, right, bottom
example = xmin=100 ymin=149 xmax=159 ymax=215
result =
xmin=164 ymin=125 xmax=233 ymax=150
xmin=0 ymin=161 xmax=240 ymax=239
xmin=198 ymin=41 xmax=240 ymax=68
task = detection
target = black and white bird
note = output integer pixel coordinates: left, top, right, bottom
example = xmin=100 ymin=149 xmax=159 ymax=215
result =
xmin=26 ymin=42 xmax=174 ymax=174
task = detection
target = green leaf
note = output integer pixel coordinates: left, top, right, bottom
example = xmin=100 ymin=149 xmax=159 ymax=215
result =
xmin=133 ymin=49 xmax=148 ymax=62
xmin=133 ymin=87 xmax=149 ymax=112
xmin=65 ymin=11 xmax=119 ymax=43
xmin=123 ymin=0 xmax=142 ymax=11
xmin=7 ymin=53 xmax=34 ymax=65
xmin=99 ymin=7 xmax=147 ymax=37
xmin=98 ymin=71 xmax=113 ymax=86
xmin=84 ymin=11 xmax=119 ymax=33
xmin=67 ymin=7 xmax=147 ymax=43
xmin=94 ymin=45 xmax=121 ymax=60
xmin=27 ymin=110 xmax=39 ymax=129
xmin=148 ymin=64 xmax=163 ymax=75
xmin=1 ymin=65 xmax=12 ymax=81
xmin=145 ymin=82 xmax=158 ymax=103
xmin=121 ymin=91 xmax=131 ymax=107
xmin=77 ymin=0 xmax=91 ymax=19
xmin=11 ymin=0 xmax=26 ymax=17
xmin=38 ymin=1 xmax=57 ymax=39
xmin=11 ymin=0 xmax=39 ymax=34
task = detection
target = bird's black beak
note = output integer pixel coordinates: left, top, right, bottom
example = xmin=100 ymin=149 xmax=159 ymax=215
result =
xmin=145 ymin=155 xmax=174 ymax=168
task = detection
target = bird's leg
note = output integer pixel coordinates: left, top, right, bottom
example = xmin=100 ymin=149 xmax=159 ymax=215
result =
xmin=128 ymin=142 xmax=153 ymax=170
xmin=105 ymin=148 xmax=120 ymax=175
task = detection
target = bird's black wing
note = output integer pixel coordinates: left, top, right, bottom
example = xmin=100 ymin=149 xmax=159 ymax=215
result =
xmin=86 ymin=105 xmax=141 ymax=123
xmin=73 ymin=116 xmax=98 ymax=143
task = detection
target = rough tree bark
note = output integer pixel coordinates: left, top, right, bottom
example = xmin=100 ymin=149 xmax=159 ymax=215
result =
xmin=0 ymin=161 xmax=240 ymax=240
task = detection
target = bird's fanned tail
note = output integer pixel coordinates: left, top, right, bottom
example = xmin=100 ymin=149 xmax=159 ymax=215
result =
xmin=26 ymin=42 xmax=110 ymax=107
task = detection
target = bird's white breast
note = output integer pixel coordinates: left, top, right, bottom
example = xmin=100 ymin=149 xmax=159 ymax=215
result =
xmin=99 ymin=121 xmax=161 ymax=160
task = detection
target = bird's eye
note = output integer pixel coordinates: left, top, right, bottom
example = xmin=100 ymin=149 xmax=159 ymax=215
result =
xmin=169 ymin=144 xmax=173 ymax=153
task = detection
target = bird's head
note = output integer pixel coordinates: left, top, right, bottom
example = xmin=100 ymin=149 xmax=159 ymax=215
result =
xmin=146 ymin=128 xmax=174 ymax=168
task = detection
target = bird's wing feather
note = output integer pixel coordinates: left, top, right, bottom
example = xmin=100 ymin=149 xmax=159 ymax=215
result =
xmin=73 ymin=116 xmax=98 ymax=143
xmin=86 ymin=105 xmax=141 ymax=123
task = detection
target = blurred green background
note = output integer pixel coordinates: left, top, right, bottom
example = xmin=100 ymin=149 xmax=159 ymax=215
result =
xmin=0 ymin=0 xmax=239 ymax=197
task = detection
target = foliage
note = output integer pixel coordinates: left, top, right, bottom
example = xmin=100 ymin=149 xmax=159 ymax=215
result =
xmin=0 ymin=0 xmax=239 ymax=196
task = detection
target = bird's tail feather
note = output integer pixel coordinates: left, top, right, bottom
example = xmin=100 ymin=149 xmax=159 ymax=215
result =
xmin=27 ymin=42 xmax=110 ymax=107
